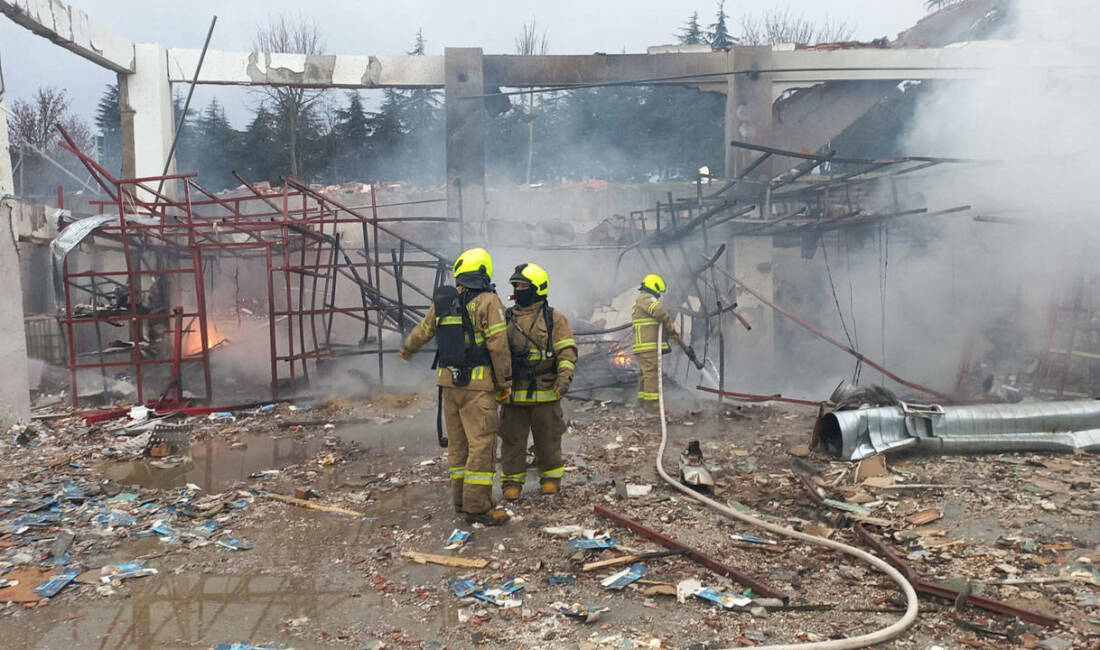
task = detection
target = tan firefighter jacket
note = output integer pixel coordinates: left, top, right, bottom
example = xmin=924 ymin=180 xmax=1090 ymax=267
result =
xmin=403 ymin=289 xmax=512 ymax=391
xmin=632 ymin=290 xmax=675 ymax=354
xmin=504 ymin=301 xmax=578 ymax=404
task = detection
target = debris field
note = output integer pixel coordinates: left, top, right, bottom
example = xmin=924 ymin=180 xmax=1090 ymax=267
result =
xmin=0 ymin=394 xmax=1096 ymax=649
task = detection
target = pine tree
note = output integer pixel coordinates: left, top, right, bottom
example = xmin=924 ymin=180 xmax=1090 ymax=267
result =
xmin=193 ymin=98 xmax=240 ymax=190
xmin=94 ymin=84 xmax=123 ymax=175
xmin=402 ymin=30 xmax=443 ymax=183
xmin=366 ymin=90 xmax=405 ymax=181
xmin=331 ymin=91 xmax=372 ymax=181
xmin=237 ymin=104 xmax=281 ymax=184
xmin=708 ymin=1 xmax=734 ymax=50
xmin=679 ymin=11 xmax=705 ymax=46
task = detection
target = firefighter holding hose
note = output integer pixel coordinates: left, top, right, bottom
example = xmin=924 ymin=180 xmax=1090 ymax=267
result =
xmin=398 ymin=247 xmax=513 ymax=526
xmin=498 ymin=263 xmax=577 ymax=499
xmin=632 ymin=273 xmax=677 ymax=414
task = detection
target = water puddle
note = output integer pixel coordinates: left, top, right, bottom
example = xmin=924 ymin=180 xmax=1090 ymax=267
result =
xmin=96 ymin=409 xmax=442 ymax=492
xmin=98 ymin=434 xmax=323 ymax=491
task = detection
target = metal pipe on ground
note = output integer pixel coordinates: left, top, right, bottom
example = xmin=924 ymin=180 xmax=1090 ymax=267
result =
xmin=821 ymin=399 xmax=1100 ymax=461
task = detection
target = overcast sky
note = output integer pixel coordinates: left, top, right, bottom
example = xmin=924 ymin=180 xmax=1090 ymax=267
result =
xmin=1 ymin=0 xmax=929 ymax=128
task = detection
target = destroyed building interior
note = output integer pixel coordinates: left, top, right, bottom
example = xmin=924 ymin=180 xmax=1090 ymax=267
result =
xmin=1 ymin=0 xmax=1099 ymax=648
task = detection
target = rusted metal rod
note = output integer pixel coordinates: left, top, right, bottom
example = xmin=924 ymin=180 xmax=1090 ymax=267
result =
xmin=852 ymin=524 xmax=1058 ymax=627
xmin=727 ymin=275 xmax=950 ymax=399
xmin=593 ymin=504 xmax=788 ymax=602
xmin=696 ymin=385 xmax=828 ymax=408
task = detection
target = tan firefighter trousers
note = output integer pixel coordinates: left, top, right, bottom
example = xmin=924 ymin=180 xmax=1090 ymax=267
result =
xmin=443 ymin=387 xmax=499 ymax=514
xmin=499 ymin=402 xmax=566 ymax=488
xmin=636 ymin=351 xmax=660 ymax=407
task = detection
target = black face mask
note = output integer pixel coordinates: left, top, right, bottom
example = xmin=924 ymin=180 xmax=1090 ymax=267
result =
xmin=513 ymin=286 xmax=539 ymax=307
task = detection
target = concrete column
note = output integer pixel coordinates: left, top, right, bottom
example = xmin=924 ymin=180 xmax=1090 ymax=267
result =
xmin=724 ymin=46 xmax=774 ymax=180
xmin=0 ymin=56 xmax=32 ymax=425
xmin=444 ymin=48 xmax=486 ymax=241
xmin=120 ymin=43 xmax=176 ymax=196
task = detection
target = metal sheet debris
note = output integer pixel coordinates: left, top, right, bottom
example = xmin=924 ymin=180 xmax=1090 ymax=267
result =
xmin=821 ymin=400 xmax=1100 ymax=460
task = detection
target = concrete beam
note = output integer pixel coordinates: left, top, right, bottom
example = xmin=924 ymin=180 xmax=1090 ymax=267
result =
xmin=481 ymin=52 xmax=729 ymax=87
xmin=767 ymin=41 xmax=1100 ymax=83
xmin=120 ymin=44 xmax=175 ymax=194
xmin=0 ymin=56 xmax=32 ymax=426
xmin=164 ymin=41 xmax=1100 ymax=91
xmin=444 ymin=48 xmax=486 ymax=234
xmin=167 ymin=49 xmax=445 ymax=88
xmin=0 ymin=0 xmax=134 ymax=72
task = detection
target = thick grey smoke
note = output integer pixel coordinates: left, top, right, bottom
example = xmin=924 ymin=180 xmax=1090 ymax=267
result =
xmin=766 ymin=0 xmax=1100 ymax=399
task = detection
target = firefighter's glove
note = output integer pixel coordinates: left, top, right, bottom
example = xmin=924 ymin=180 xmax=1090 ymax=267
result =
xmin=397 ymin=349 xmax=412 ymax=361
xmin=496 ymin=386 xmax=512 ymax=403
xmin=554 ymin=380 xmax=570 ymax=399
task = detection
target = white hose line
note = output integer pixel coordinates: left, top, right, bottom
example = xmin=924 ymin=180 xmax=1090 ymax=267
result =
xmin=654 ymin=328 xmax=919 ymax=650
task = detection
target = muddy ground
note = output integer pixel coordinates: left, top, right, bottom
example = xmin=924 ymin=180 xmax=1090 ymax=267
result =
xmin=2 ymin=393 xmax=1098 ymax=649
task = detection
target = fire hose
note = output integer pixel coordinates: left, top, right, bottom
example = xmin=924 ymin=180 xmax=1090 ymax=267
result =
xmin=654 ymin=327 xmax=919 ymax=649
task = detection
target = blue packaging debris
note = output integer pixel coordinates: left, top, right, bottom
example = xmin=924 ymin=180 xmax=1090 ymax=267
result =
xmin=101 ymin=562 xmax=158 ymax=582
xmin=444 ymin=529 xmax=471 ymax=550
xmin=473 ymin=577 xmax=526 ymax=607
xmin=92 ymin=509 xmax=136 ymax=527
xmin=248 ymin=470 xmax=280 ymax=479
xmin=227 ymin=499 xmax=251 ymax=510
xmin=213 ymin=643 xmax=284 ymax=650
xmin=449 ymin=578 xmax=480 ymax=598
xmin=191 ymin=520 xmax=219 ymax=538
xmin=256 ymin=404 xmax=277 ymax=413
xmin=600 ymin=563 xmax=647 ymax=590
xmin=13 ymin=511 xmax=61 ymax=527
xmin=693 ymin=586 xmax=752 ymax=609
xmin=730 ymin=533 xmax=777 ymax=545
xmin=59 ymin=483 xmax=86 ymax=502
xmin=217 ymin=537 xmax=253 ymax=551
xmin=569 ymin=536 xmax=618 ymax=550
xmin=34 ymin=567 xmax=80 ymax=598
xmin=208 ymin=412 xmax=236 ymax=423
xmin=547 ymin=575 xmax=576 ymax=586
xmin=554 ymin=601 xmax=610 ymax=622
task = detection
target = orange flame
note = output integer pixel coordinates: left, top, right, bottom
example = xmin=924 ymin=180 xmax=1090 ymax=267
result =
xmin=610 ymin=348 xmax=634 ymax=369
xmin=184 ymin=320 xmax=228 ymax=356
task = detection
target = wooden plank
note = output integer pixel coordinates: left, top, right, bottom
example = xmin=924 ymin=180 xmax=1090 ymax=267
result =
xmin=264 ymin=492 xmax=364 ymax=517
xmin=400 ymin=550 xmax=491 ymax=569
xmin=582 ymin=554 xmax=643 ymax=572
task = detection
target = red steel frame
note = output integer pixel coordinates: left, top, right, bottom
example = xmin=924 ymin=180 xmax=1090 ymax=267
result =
xmin=55 ymin=128 xmax=451 ymax=408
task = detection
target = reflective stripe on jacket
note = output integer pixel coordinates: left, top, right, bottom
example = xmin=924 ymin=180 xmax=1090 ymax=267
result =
xmin=403 ymin=290 xmax=512 ymax=391
xmin=632 ymin=291 xmax=673 ymax=354
xmin=506 ymin=301 xmax=578 ymax=404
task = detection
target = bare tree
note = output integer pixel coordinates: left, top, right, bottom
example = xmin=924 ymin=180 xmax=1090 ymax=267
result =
xmin=8 ymin=87 xmax=92 ymax=153
xmin=515 ymin=19 xmax=549 ymax=185
xmin=253 ymin=14 xmax=327 ymax=178
xmin=739 ymin=9 xmax=854 ymax=46
xmin=6 ymin=86 xmax=93 ymax=195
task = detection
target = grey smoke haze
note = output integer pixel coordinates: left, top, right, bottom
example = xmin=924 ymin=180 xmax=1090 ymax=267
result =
xmin=756 ymin=0 xmax=1100 ymax=399
xmin=0 ymin=0 xmax=927 ymax=126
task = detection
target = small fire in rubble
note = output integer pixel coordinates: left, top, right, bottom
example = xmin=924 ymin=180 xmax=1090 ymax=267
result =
xmin=185 ymin=320 xmax=229 ymax=356
xmin=608 ymin=345 xmax=634 ymax=369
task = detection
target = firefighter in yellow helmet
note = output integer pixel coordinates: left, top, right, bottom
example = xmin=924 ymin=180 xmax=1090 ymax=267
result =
xmin=632 ymin=273 xmax=677 ymax=412
xmin=398 ymin=247 xmax=513 ymax=526
xmin=498 ymin=263 xmax=577 ymax=500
